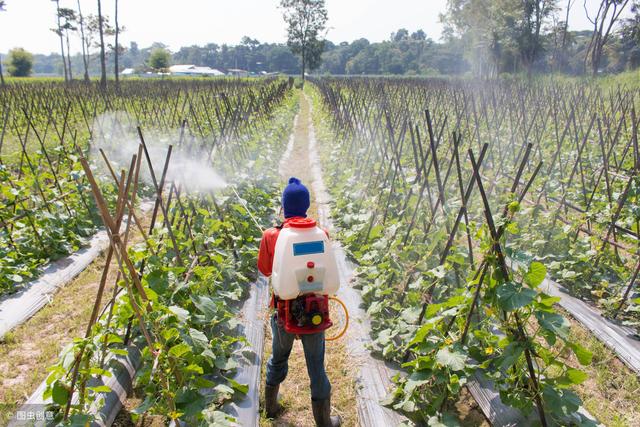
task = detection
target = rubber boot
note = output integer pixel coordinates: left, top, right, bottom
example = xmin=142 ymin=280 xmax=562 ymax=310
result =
xmin=264 ymin=383 xmax=282 ymax=418
xmin=311 ymin=397 xmax=342 ymax=427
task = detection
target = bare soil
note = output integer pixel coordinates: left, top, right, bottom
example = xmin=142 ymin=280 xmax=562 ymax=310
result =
xmin=260 ymin=90 xmax=359 ymax=426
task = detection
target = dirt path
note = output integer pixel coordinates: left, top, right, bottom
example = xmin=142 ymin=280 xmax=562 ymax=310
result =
xmin=0 ymin=250 xmax=120 ymax=425
xmin=0 ymin=210 xmax=152 ymax=426
xmin=259 ymin=91 xmax=358 ymax=427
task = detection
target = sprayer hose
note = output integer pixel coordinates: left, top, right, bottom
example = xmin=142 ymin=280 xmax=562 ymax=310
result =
xmin=326 ymin=296 xmax=349 ymax=341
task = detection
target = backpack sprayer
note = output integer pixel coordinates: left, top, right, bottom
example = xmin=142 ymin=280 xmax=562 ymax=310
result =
xmin=231 ymin=185 xmax=348 ymax=340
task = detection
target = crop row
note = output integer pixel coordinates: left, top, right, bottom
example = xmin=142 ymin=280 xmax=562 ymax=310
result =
xmin=308 ymin=77 xmax=639 ymax=425
xmin=0 ymin=78 xmax=291 ymax=297
xmin=37 ymin=84 xmax=299 ymax=425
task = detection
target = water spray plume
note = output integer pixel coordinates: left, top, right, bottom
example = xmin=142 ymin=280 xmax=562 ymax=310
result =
xmin=230 ymin=184 xmax=265 ymax=232
xmin=90 ymin=111 xmax=228 ymax=193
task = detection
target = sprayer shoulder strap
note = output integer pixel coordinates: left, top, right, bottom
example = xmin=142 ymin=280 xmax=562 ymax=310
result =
xmin=274 ymin=222 xmax=284 ymax=230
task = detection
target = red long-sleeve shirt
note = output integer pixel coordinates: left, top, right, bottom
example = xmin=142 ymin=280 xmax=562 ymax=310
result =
xmin=257 ymin=217 xmax=328 ymax=277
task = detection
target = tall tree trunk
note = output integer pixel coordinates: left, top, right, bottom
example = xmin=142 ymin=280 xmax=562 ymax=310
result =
xmin=555 ymin=0 xmax=573 ymax=72
xmin=561 ymin=0 xmax=572 ymax=48
xmin=77 ymin=0 xmax=90 ymax=82
xmin=55 ymin=0 xmax=68 ymax=82
xmin=593 ymin=41 xmax=603 ymax=75
xmin=585 ymin=0 xmax=630 ymax=76
xmin=66 ymin=31 xmax=73 ymax=80
xmin=301 ymin=50 xmax=305 ymax=87
xmin=97 ymin=0 xmax=107 ymax=90
xmin=0 ymin=56 xmax=5 ymax=86
xmin=114 ymin=0 xmax=120 ymax=89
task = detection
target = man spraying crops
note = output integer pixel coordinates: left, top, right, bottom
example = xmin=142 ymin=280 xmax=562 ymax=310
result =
xmin=258 ymin=177 xmax=342 ymax=427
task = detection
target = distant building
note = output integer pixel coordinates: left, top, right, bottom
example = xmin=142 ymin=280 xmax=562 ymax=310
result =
xmin=227 ymin=68 xmax=250 ymax=77
xmin=121 ymin=68 xmax=136 ymax=76
xmin=169 ymin=64 xmax=225 ymax=77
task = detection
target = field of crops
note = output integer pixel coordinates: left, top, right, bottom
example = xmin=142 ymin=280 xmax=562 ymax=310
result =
xmin=0 ymin=78 xmax=297 ymax=425
xmin=0 ymin=76 xmax=639 ymax=427
xmin=309 ymin=77 xmax=640 ymax=425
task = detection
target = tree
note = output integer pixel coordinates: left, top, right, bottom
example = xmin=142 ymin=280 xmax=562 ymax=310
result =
xmin=280 ymin=0 xmax=328 ymax=83
xmin=441 ymin=0 xmax=508 ymax=76
xmin=0 ymin=0 xmax=6 ymax=86
xmin=585 ymin=0 xmax=631 ymax=75
xmin=411 ymin=29 xmax=428 ymax=41
xmin=148 ymin=48 xmax=171 ymax=70
xmin=51 ymin=0 xmax=68 ymax=81
xmin=441 ymin=0 xmax=557 ymax=75
xmin=82 ymin=14 xmax=115 ymax=77
xmin=76 ymin=0 xmax=89 ymax=81
xmin=114 ymin=0 xmax=120 ymax=88
xmin=391 ymin=28 xmax=410 ymax=42
xmin=513 ymin=0 xmax=558 ymax=72
xmin=550 ymin=0 xmax=576 ymax=72
xmin=618 ymin=1 xmax=640 ymax=69
xmin=97 ymin=0 xmax=107 ymax=89
xmin=57 ymin=7 xmax=77 ymax=80
xmin=6 ymin=48 xmax=33 ymax=77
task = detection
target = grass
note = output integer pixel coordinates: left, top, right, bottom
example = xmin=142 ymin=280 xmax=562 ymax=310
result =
xmin=259 ymin=90 xmax=359 ymax=426
xmin=0 ymin=203 xmax=151 ymax=425
xmin=0 ymin=250 xmax=116 ymax=425
xmin=564 ymin=312 xmax=640 ymax=427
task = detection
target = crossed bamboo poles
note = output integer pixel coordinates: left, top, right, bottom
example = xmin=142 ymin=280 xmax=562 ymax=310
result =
xmin=0 ymin=79 xmax=289 ymax=283
xmin=60 ymin=125 xmax=226 ymax=421
xmin=314 ymin=78 xmax=640 ymax=318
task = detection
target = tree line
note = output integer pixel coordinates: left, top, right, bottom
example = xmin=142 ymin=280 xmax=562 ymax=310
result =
xmin=1 ymin=0 xmax=639 ymax=80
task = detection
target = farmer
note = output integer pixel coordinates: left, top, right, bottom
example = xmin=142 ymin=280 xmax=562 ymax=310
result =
xmin=258 ymin=177 xmax=342 ymax=427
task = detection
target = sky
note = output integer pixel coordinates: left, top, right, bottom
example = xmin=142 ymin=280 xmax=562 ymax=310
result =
xmin=0 ymin=0 xmax=632 ymax=55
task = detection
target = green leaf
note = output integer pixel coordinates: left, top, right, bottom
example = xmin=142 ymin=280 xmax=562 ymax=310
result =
xmin=435 ymin=347 xmax=466 ymax=371
xmin=145 ymin=269 xmax=169 ymax=294
xmin=214 ymin=383 xmax=235 ymax=399
xmin=106 ymin=334 xmax=124 ymax=345
xmin=499 ymin=341 xmax=524 ymax=370
xmin=193 ymin=376 xmax=216 ymax=388
xmin=131 ymin=396 xmax=154 ymax=415
xmin=569 ymin=343 xmax=593 ymax=366
xmin=404 ymin=372 xmax=430 ymax=393
xmin=184 ymin=364 xmax=204 ymax=374
xmin=192 ymin=295 xmax=218 ymax=321
xmin=168 ymin=342 xmax=192 ymax=358
xmin=524 ymin=261 xmax=546 ymax=288
xmin=409 ymin=320 xmax=436 ymax=346
xmin=52 ymin=381 xmax=70 ymax=405
xmin=369 ymin=224 xmax=384 ymax=240
xmin=206 ymin=410 xmax=237 ymax=426
xmin=537 ymin=293 xmax=561 ymax=307
xmin=162 ymin=327 xmax=180 ymax=342
xmin=215 ymin=356 xmax=239 ymax=371
xmin=535 ymin=311 xmax=570 ymax=340
xmin=88 ymin=385 xmax=112 ymax=393
xmin=169 ymin=305 xmax=190 ymax=324
xmin=188 ymin=328 xmax=209 ymax=351
xmin=565 ymin=368 xmax=588 ymax=385
xmin=227 ymin=377 xmax=249 ymax=395
xmin=496 ymin=281 xmax=536 ymax=311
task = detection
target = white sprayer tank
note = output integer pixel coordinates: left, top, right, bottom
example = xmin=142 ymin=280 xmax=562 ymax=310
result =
xmin=271 ymin=217 xmax=339 ymax=300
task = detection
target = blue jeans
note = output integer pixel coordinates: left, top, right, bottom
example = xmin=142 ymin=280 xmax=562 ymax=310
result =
xmin=265 ymin=313 xmax=332 ymax=401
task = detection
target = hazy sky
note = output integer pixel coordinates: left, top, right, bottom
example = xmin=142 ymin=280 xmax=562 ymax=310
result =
xmin=0 ymin=0 xmax=630 ymax=55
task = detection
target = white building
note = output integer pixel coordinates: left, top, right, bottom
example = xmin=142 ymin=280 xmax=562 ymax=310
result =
xmin=227 ymin=68 xmax=250 ymax=77
xmin=169 ymin=64 xmax=225 ymax=77
xmin=120 ymin=68 xmax=136 ymax=76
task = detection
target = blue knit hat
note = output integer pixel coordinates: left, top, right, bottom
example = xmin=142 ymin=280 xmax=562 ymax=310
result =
xmin=282 ymin=177 xmax=310 ymax=218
